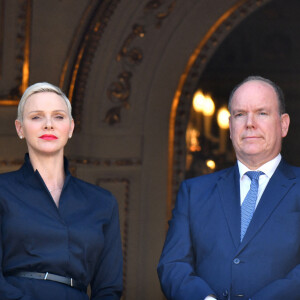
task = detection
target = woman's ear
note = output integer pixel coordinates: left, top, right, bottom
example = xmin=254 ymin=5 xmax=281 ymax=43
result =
xmin=68 ymin=119 xmax=75 ymax=139
xmin=15 ymin=119 xmax=24 ymax=139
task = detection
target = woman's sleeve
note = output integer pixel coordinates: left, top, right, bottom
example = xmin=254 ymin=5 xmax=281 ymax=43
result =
xmin=0 ymin=207 xmax=34 ymax=300
xmin=90 ymin=196 xmax=123 ymax=300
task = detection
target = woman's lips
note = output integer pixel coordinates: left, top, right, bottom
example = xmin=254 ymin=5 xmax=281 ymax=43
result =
xmin=39 ymin=134 xmax=58 ymax=140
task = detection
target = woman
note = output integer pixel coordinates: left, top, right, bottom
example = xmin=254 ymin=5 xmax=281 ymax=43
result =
xmin=0 ymin=83 xmax=123 ymax=299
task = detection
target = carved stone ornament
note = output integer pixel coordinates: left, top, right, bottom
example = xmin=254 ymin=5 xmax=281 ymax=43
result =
xmin=104 ymin=0 xmax=177 ymax=125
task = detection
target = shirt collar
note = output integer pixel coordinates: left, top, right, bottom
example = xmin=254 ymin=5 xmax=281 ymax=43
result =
xmin=22 ymin=153 xmax=71 ymax=189
xmin=237 ymin=153 xmax=282 ymax=179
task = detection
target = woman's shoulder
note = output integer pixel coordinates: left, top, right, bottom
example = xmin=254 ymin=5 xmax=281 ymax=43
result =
xmin=70 ymin=176 xmax=118 ymax=206
xmin=0 ymin=168 xmax=22 ymax=184
xmin=71 ymin=176 xmax=111 ymax=194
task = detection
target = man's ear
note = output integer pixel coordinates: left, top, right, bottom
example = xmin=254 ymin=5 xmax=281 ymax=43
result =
xmin=281 ymin=113 xmax=290 ymax=138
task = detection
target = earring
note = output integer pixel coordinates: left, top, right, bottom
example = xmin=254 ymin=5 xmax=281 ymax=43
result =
xmin=19 ymin=135 xmax=23 ymax=139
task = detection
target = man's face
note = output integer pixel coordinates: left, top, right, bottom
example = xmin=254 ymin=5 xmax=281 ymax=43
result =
xmin=229 ymin=80 xmax=290 ymax=169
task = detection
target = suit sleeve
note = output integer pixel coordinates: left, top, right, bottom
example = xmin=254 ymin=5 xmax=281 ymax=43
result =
xmin=90 ymin=196 xmax=123 ymax=300
xmin=0 ymin=207 xmax=34 ymax=300
xmin=250 ymin=266 xmax=300 ymax=300
xmin=157 ymin=181 xmax=215 ymax=300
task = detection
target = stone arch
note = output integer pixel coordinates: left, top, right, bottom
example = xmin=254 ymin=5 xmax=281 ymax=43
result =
xmin=58 ymin=0 xmax=121 ymax=131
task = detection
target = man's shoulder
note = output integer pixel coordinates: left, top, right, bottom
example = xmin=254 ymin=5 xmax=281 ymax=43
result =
xmin=279 ymin=159 xmax=300 ymax=177
xmin=184 ymin=165 xmax=236 ymax=187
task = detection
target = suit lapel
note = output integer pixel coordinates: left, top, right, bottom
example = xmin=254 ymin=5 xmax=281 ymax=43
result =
xmin=238 ymin=159 xmax=296 ymax=252
xmin=217 ymin=164 xmax=241 ymax=249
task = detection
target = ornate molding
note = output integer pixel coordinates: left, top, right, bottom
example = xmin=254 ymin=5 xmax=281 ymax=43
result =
xmin=69 ymin=156 xmax=141 ymax=167
xmin=168 ymin=0 xmax=272 ymax=218
xmin=65 ymin=0 xmax=176 ymax=128
xmin=116 ymin=24 xmax=145 ymax=64
xmin=105 ymin=71 xmax=132 ymax=125
xmin=66 ymin=0 xmax=122 ymax=131
xmin=104 ymin=0 xmax=176 ymax=125
xmin=0 ymin=157 xmax=141 ymax=168
xmin=0 ymin=0 xmax=31 ymax=105
xmin=0 ymin=0 xmax=4 ymax=80
xmin=144 ymin=0 xmax=176 ymax=28
xmin=59 ymin=1 xmax=99 ymax=94
xmin=0 ymin=159 xmax=23 ymax=170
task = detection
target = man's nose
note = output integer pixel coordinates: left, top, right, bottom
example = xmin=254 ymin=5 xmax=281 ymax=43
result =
xmin=246 ymin=114 xmax=255 ymax=127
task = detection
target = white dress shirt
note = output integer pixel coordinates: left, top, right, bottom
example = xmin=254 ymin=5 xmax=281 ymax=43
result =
xmin=238 ymin=154 xmax=281 ymax=206
xmin=204 ymin=154 xmax=281 ymax=300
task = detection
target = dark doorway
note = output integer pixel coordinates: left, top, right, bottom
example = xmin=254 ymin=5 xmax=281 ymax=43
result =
xmin=186 ymin=0 xmax=300 ymax=178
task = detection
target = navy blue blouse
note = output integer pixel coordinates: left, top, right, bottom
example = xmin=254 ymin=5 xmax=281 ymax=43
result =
xmin=0 ymin=154 xmax=123 ymax=300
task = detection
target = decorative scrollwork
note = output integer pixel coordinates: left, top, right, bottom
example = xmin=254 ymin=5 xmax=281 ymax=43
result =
xmin=144 ymin=0 xmax=163 ymax=11
xmin=104 ymin=106 xmax=122 ymax=125
xmin=107 ymin=71 xmax=131 ymax=105
xmin=117 ymin=24 xmax=145 ymax=64
xmin=105 ymin=0 xmax=176 ymax=125
xmin=0 ymin=0 xmax=31 ymax=104
xmin=155 ymin=0 xmax=176 ymax=28
xmin=144 ymin=0 xmax=176 ymax=28
xmin=105 ymin=71 xmax=132 ymax=125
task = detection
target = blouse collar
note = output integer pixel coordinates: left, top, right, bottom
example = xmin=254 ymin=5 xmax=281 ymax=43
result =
xmin=21 ymin=153 xmax=71 ymax=189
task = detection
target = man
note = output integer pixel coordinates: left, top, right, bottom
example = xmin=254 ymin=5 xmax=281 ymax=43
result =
xmin=157 ymin=76 xmax=300 ymax=300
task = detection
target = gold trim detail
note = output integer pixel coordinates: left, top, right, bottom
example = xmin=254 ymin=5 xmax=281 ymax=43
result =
xmin=0 ymin=0 xmax=31 ymax=106
xmin=63 ymin=0 xmax=122 ymax=130
xmin=0 ymin=0 xmax=5 ymax=80
xmin=69 ymin=157 xmax=141 ymax=166
xmin=59 ymin=1 xmax=98 ymax=97
xmin=21 ymin=0 xmax=31 ymax=95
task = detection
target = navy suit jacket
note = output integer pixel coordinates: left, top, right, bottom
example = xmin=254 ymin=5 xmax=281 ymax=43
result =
xmin=158 ymin=159 xmax=300 ymax=300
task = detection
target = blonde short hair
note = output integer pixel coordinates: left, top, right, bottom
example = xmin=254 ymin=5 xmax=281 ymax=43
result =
xmin=17 ymin=82 xmax=73 ymax=123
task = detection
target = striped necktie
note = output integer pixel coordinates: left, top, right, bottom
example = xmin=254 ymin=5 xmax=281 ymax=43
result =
xmin=240 ymin=171 xmax=264 ymax=241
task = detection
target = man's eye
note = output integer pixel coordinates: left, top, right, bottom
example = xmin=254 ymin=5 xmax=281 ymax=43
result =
xmin=235 ymin=113 xmax=244 ymax=117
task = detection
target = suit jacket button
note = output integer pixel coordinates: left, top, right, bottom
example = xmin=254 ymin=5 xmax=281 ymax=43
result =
xmin=222 ymin=290 xmax=229 ymax=297
xmin=233 ymin=258 xmax=240 ymax=264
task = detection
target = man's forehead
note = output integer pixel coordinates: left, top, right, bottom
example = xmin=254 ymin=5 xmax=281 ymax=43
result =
xmin=231 ymin=103 xmax=271 ymax=112
xmin=235 ymin=80 xmax=274 ymax=95
xmin=232 ymin=81 xmax=278 ymax=104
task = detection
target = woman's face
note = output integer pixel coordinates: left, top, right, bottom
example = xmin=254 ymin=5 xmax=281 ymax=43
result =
xmin=15 ymin=92 xmax=74 ymax=157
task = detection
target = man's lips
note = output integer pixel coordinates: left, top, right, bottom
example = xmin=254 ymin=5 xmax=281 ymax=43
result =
xmin=242 ymin=136 xmax=261 ymax=140
xmin=39 ymin=134 xmax=58 ymax=140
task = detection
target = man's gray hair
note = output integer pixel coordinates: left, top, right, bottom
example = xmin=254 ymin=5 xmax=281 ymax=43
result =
xmin=228 ymin=76 xmax=286 ymax=115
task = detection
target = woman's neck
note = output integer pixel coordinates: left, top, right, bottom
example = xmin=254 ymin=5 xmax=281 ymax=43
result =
xmin=28 ymin=151 xmax=65 ymax=191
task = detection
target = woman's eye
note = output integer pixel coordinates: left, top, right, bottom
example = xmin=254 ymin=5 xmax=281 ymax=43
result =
xmin=32 ymin=116 xmax=40 ymax=120
xmin=55 ymin=115 xmax=64 ymax=119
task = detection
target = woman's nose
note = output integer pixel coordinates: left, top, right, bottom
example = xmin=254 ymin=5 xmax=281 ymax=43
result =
xmin=44 ymin=118 xmax=53 ymax=129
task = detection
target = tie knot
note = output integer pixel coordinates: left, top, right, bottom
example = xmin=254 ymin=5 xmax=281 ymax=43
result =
xmin=246 ymin=171 xmax=264 ymax=181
